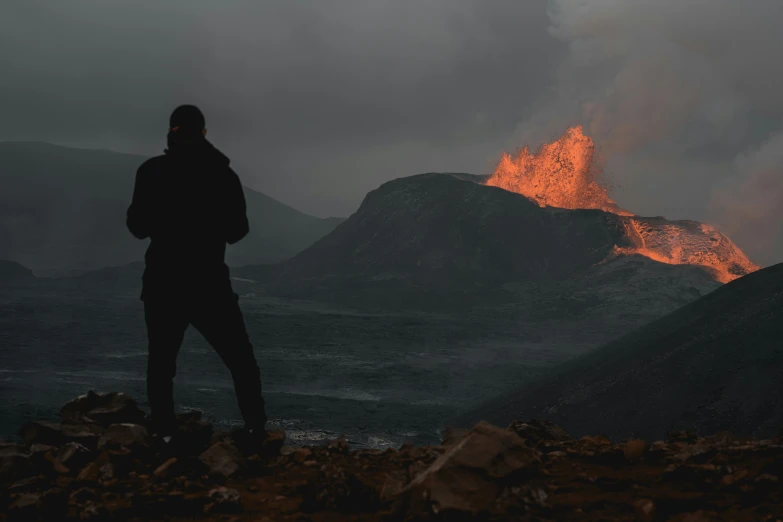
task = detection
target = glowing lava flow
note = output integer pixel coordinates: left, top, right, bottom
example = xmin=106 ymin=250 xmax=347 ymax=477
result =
xmin=487 ymin=126 xmax=633 ymax=216
xmin=485 ymin=126 xmax=759 ymax=283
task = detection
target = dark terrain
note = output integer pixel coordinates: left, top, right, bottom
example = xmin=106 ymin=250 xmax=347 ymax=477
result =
xmin=1 ymin=170 xmax=735 ymax=449
xmin=456 ymin=263 xmax=783 ymax=441
xmin=2 ymin=392 xmax=782 ymax=521
xmin=0 ymin=142 xmax=342 ymax=275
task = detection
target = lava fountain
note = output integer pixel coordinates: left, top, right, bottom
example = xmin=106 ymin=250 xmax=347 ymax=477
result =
xmin=485 ymin=126 xmax=759 ymax=283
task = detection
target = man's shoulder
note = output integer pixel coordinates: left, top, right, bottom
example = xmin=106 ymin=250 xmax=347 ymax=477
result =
xmin=137 ymin=155 xmax=167 ymax=175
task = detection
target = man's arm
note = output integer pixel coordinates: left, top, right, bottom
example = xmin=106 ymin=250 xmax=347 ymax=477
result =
xmin=126 ymin=165 xmax=155 ymax=240
xmin=224 ymin=168 xmax=250 ymax=245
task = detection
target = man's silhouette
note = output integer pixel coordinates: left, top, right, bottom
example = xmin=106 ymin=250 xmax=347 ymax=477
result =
xmin=127 ymin=105 xmax=267 ymax=444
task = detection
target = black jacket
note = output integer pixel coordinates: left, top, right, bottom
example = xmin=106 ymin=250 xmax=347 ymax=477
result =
xmin=127 ymin=139 xmax=249 ymax=295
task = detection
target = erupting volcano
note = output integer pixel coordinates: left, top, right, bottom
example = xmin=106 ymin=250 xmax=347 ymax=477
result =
xmin=486 ymin=126 xmax=759 ymax=283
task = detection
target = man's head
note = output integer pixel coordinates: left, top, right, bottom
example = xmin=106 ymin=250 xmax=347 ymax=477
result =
xmin=169 ymin=105 xmax=207 ymax=139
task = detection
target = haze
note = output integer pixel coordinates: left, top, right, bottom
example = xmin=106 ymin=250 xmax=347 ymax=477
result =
xmin=2 ymin=0 xmax=782 ymax=265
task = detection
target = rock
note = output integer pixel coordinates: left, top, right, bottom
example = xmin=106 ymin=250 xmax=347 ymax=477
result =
xmin=177 ymin=419 xmax=214 ymax=455
xmin=623 ymin=439 xmax=649 ymax=460
xmin=293 ymin=448 xmax=312 ymax=463
xmin=77 ymin=462 xmax=102 ymax=482
xmin=8 ymin=488 xmax=68 ymax=522
xmin=380 ymin=470 xmax=409 ymax=503
xmin=99 ymin=462 xmax=114 ymax=481
xmin=8 ymin=492 xmax=41 ymax=521
xmin=70 ymin=487 xmax=98 ymax=502
xmin=60 ymin=391 xmax=145 ymax=427
xmin=0 ymin=444 xmax=27 ymax=457
xmin=280 ymin=445 xmax=296 ymax=456
xmin=79 ymin=500 xmax=108 ymax=520
xmin=231 ymin=429 xmax=285 ymax=458
xmin=669 ymin=430 xmax=698 ymax=443
xmin=507 ymin=420 xmax=571 ymax=445
xmin=304 ymin=464 xmax=379 ymax=511
xmin=0 ymin=448 xmax=32 ymax=483
xmin=199 ymin=442 xmax=243 ymax=478
xmin=45 ymin=452 xmax=71 ymax=474
xmin=263 ymin=430 xmax=286 ymax=456
xmin=28 ymin=444 xmax=55 ymax=456
xmin=634 ymin=498 xmax=656 ymax=522
xmin=579 ymin=435 xmax=613 ymax=447
xmin=328 ymin=435 xmax=349 ymax=454
xmin=205 ymin=486 xmax=242 ymax=514
xmin=395 ymin=421 xmax=540 ymax=517
xmin=8 ymin=475 xmax=47 ymax=494
xmin=97 ymin=423 xmax=148 ymax=450
xmin=19 ymin=421 xmax=103 ymax=449
xmin=19 ymin=421 xmax=65 ymax=446
xmin=56 ymin=442 xmax=93 ymax=471
xmin=153 ymin=457 xmax=178 ymax=478
xmin=440 ymin=427 xmax=470 ymax=446
xmin=673 ymin=512 xmax=720 ymax=522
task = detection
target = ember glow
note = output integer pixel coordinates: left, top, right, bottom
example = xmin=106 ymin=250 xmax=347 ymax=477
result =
xmin=486 ymin=126 xmax=759 ymax=283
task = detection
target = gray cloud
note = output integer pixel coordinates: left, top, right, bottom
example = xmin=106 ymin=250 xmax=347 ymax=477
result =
xmin=2 ymin=0 xmax=781 ymax=266
xmin=510 ymin=0 xmax=783 ymax=265
xmin=0 ymin=0 xmax=562 ymax=216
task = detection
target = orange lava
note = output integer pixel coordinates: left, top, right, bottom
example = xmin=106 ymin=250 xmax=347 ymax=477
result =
xmin=486 ymin=126 xmax=759 ymax=283
xmin=486 ymin=126 xmax=633 ymax=216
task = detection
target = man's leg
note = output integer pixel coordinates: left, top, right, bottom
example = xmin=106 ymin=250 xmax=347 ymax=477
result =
xmin=144 ymin=298 xmax=189 ymax=436
xmin=191 ymin=292 xmax=267 ymax=431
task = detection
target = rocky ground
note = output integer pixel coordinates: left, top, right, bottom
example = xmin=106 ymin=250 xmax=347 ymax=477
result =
xmin=2 ymin=392 xmax=782 ymax=521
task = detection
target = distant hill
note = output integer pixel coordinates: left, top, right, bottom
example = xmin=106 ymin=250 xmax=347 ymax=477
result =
xmin=239 ymin=173 xmax=721 ymax=314
xmin=454 ymin=263 xmax=783 ymax=440
xmin=0 ymin=260 xmax=34 ymax=281
xmin=0 ymin=142 xmax=342 ymax=275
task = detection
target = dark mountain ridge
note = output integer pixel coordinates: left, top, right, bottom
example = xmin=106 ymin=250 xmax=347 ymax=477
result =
xmin=0 ymin=141 xmax=342 ymax=275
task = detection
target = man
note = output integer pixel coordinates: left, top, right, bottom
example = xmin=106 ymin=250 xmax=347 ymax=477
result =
xmin=127 ymin=105 xmax=267 ymax=446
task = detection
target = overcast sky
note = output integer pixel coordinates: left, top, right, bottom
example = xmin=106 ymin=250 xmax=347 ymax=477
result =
xmin=2 ymin=0 xmax=782 ymax=265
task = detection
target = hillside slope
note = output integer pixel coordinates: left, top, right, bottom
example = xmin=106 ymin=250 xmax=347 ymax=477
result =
xmin=0 ymin=142 xmax=341 ymax=275
xmin=454 ymin=263 xmax=783 ymax=440
xmin=242 ymin=173 xmax=721 ymax=315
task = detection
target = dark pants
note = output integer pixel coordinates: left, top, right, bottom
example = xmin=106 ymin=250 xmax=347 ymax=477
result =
xmin=144 ymin=290 xmax=266 ymax=436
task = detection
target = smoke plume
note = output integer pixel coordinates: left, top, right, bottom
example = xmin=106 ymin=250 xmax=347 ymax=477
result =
xmin=513 ymin=0 xmax=783 ymax=266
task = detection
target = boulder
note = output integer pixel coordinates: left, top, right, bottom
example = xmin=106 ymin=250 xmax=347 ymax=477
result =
xmin=176 ymin=418 xmax=215 ymax=456
xmin=380 ymin=470 xmax=409 ymax=503
xmin=7 ymin=488 xmax=68 ymax=522
xmin=79 ymin=500 xmax=109 ymax=520
xmin=28 ymin=444 xmax=55 ymax=456
xmin=19 ymin=421 xmax=103 ymax=449
xmin=56 ymin=443 xmax=93 ymax=471
xmin=327 ymin=435 xmax=349 ymax=455
xmin=507 ymin=420 xmax=571 ymax=445
xmin=97 ymin=424 xmax=148 ymax=450
xmin=76 ymin=462 xmax=101 ymax=483
xmin=395 ymin=422 xmax=540 ymax=517
xmin=60 ymin=391 xmax=145 ymax=427
xmin=262 ymin=430 xmax=286 ymax=457
xmin=231 ymin=429 xmax=285 ymax=458
xmin=440 ymin=427 xmax=470 ymax=447
xmin=153 ymin=457 xmax=179 ymax=479
xmin=0 ymin=447 xmax=32 ymax=483
xmin=199 ymin=442 xmax=243 ymax=478
xmin=205 ymin=486 xmax=243 ymax=514
xmin=8 ymin=492 xmax=41 ymax=521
